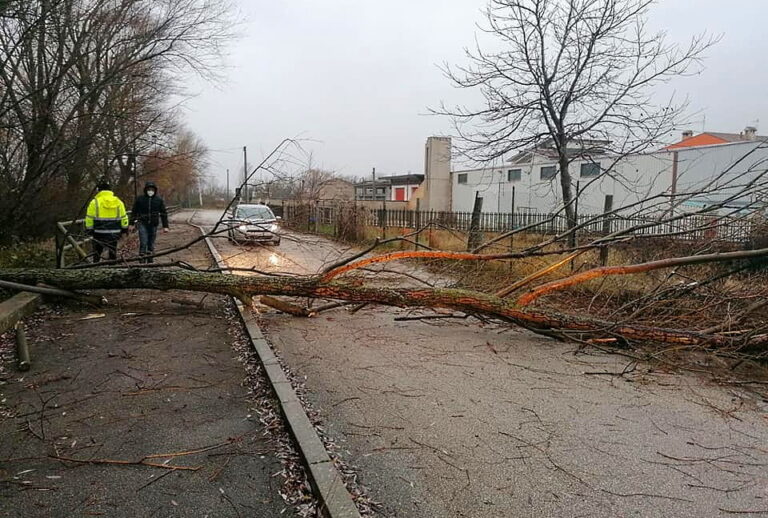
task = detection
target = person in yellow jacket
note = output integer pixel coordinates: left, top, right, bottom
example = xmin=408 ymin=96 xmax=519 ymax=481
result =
xmin=85 ymin=181 xmax=129 ymax=263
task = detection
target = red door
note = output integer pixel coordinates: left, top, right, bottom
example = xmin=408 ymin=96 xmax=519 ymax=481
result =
xmin=394 ymin=187 xmax=406 ymax=201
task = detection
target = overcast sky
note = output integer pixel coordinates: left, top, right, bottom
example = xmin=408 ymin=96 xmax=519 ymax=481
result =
xmin=182 ymin=0 xmax=768 ymax=186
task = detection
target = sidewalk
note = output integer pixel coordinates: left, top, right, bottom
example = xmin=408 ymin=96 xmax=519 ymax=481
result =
xmin=0 ymin=218 xmax=286 ymax=517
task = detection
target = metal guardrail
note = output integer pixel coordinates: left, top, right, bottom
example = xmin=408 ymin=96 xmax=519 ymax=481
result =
xmin=55 ymin=205 xmax=180 ymax=268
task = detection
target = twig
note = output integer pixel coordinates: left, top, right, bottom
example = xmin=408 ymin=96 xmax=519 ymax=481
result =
xmin=348 ymin=303 xmax=369 ymax=314
xmin=50 ymin=455 xmax=201 ymax=471
xmin=332 ymin=397 xmax=361 ymax=407
xmin=583 ymin=362 xmax=637 ymax=377
xmin=600 ymin=489 xmax=693 ymax=503
xmin=208 ymin=457 xmax=232 ymax=482
xmin=394 ymin=313 xmax=469 ymax=322
xmin=136 ymin=468 xmax=177 ymax=492
xmin=144 ymin=439 xmax=237 ymax=459
xmin=719 ymin=509 xmax=768 ymax=515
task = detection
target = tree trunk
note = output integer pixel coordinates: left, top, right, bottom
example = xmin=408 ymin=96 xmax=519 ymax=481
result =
xmin=558 ymin=155 xmax=576 ymax=248
xmin=0 ymin=267 xmax=763 ymax=350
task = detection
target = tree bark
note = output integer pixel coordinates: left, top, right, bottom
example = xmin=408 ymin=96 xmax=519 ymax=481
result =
xmin=559 ymin=155 xmax=577 ymax=248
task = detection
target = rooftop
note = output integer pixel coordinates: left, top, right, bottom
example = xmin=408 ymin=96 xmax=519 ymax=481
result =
xmin=508 ymin=138 xmax=612 ymax=164
xmin=666 ymin=127 xmax=766 ymax=150
xmin=356 ymin=174 xmax=424 ymax=186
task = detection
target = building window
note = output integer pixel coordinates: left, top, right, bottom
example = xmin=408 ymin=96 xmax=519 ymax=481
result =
xmin=457 ymin=173 xmax=468 ymax=184
xmin=376 ymin=187 xmax=385 ymax=194
xmin=366 ymin=188 xmax=373 ymax=194
xmin=507 ymin=169 xmax=522 ymax=182
xmin=580 ymin=162 xmax=601 ymax=178
xmin=540 ymin=166 xmax=557 ymax=180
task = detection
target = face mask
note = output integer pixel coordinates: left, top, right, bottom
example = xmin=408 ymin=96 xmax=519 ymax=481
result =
xmin=147 ymin=190 xmax=155 ymax=197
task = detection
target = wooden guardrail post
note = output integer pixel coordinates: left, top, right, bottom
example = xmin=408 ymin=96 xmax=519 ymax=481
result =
xmin=15 ymin=321 xmax=30 ymax=371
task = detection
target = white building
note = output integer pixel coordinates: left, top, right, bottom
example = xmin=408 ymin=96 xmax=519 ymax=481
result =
xmin=451 ymin=137 xmax=768 ymax=216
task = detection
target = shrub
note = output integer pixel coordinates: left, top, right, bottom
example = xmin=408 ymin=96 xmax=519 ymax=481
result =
xmin=0 ymin=241 xmax=55 ymax=269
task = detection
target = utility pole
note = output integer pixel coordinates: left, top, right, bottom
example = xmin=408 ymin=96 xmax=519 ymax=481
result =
xmin=243 ymin=146 xmax=248 ymax=203
xmin=226 ymin=169 xmax=230 ymax=200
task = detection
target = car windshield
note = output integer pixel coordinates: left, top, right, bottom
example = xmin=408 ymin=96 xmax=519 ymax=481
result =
xmin=235 ymin=206 xmax=274 ymax=221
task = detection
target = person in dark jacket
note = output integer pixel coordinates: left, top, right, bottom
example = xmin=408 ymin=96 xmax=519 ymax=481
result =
xmin=130 ymin=181 xmax=169 ymax=263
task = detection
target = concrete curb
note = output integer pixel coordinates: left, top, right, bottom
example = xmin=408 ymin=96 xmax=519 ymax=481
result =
xmin=196 ymin=226 xmax=361 ymax=518
xmin=0 ymin=292 xmax=42 ymax=335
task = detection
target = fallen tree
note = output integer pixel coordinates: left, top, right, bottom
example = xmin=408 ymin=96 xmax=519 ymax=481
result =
xmin=1 ymin=262 xmax=766 ymax=350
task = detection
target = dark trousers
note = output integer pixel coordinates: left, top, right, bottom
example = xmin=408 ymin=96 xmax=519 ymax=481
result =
xmin=92 ymin=233 xmax=119 ymax=263
xmin=138 ymin=222 xmax=158 ymax=263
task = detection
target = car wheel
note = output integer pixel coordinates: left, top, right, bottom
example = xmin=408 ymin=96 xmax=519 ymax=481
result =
xmin=273 ymin=238 xmax=281 ymax=246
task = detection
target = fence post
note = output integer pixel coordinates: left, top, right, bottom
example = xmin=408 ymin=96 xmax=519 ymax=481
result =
xmin=599 ymin=194 xmax=614 ymax=266
xmin=381 ymin=199 xmax=387 ymax=239
xmin=429 ymin=210 xmax=434 ymax=248
xmin=467 ymin=192 xmax=484 ymax=251
xmin=415 ymin=199 xmax=421 ymax=250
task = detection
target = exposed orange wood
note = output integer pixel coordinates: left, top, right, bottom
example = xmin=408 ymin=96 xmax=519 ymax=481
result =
xmin=496 ymin=251 xmax=584 ymax=298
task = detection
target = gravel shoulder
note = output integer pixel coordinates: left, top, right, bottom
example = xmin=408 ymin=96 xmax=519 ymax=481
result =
xmin=0 ymin=215 xmax=286 ymax=517
xmin=192 ymin=209 xmax=768 ymax=518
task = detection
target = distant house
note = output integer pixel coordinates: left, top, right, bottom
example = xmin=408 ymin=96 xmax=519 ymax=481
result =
xmin=355 ymin=174 xmax=424 ymax=202
xmin=317 ymin=178 xmax=355 ymax=201
xmin=665 ymin=126 xmax=764 ymax=150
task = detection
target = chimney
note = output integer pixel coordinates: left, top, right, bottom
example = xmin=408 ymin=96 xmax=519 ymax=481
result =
xmin=682 ymin=130 xmax=694 ymax=140
xmin=423 ymin=137 xmax=452 ymax=211
xmin=744 ymin=126 xmax=758 ymax=140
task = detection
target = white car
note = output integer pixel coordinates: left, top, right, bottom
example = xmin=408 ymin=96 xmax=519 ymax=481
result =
xmin=227 ymin=204 xmax=281 ymax=246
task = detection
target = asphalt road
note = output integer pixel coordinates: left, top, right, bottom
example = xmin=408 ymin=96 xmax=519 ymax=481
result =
xmin=194 ymin=209 xmax=768 ymax=518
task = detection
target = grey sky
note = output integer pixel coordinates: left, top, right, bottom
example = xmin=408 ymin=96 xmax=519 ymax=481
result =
xmin=183 ymin=0 xmax=768 ymax=186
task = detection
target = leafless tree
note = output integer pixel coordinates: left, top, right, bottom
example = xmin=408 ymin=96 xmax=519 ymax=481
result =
xmin=0 ymin=0 xmax=234 ymax=242
xmin=436 ymin=0 xmax=718 ymax=242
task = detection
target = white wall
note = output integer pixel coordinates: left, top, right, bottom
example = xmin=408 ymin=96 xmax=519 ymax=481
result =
xmin=673 ymin=140 xmax=768 ymax=208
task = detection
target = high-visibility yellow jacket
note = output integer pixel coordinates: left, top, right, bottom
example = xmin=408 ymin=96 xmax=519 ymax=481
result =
xmin=85 ymin=191 xmax=129 ymax=235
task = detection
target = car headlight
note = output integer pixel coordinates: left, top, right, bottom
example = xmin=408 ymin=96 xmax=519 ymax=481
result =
xmin=238 ymin=225 xmax=248 ymax=231
xmin=270 ymin=224 xmax=278 ymax=232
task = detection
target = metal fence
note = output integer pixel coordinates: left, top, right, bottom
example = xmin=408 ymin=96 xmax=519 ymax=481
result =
xmin=277 ymin=202 xmax=758 ymax=245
